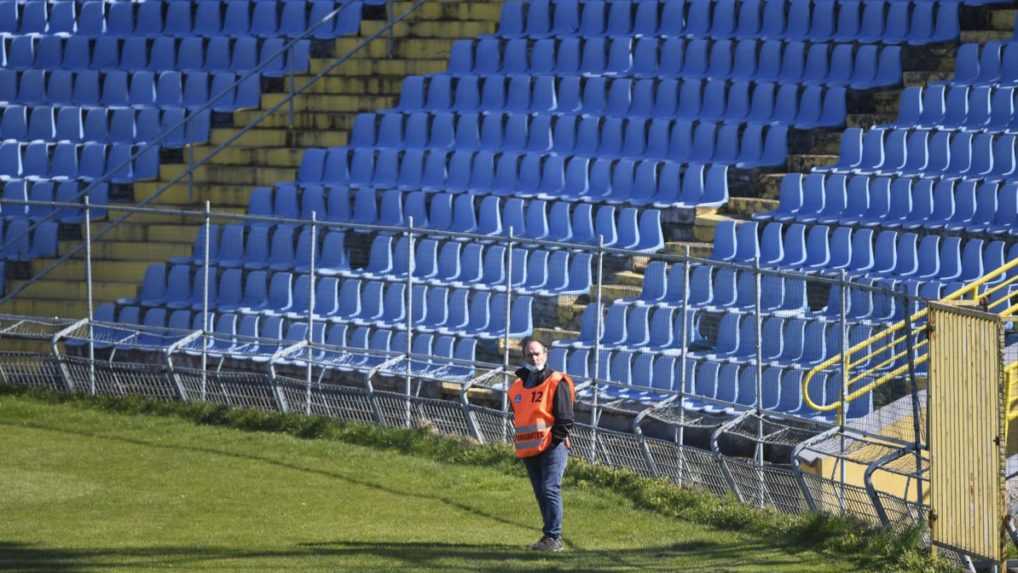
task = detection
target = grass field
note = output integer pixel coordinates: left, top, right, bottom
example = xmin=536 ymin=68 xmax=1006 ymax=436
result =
xmin=0 ymin=395 xmax=874 ymax=571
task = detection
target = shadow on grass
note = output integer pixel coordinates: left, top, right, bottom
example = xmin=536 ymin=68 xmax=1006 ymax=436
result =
xmin=0 ymin=539 xmax=817 ymax=572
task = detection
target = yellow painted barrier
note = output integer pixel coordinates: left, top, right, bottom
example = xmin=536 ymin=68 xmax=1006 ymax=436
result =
xmin=802 ymin=257 xmax=1018 ymax=414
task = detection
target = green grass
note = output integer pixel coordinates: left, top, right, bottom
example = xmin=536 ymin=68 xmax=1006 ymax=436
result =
xmin=0 ymin=393 xmax=889 ymax=572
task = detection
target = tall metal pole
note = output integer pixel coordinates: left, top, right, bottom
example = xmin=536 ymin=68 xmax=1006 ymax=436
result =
xmin=287 ymin=48 xmax=295 ymax=133
xmin=501 ymin=230 xmax=515 ymax=443
xmin=84 ymin=197 xmax=96 ymax=396
xmin=753 ymin=261 xmax=766 ymax=507
xmin=677 ymin=245 xmax=691 ymax=484
xmin=838 ymin=271 xmax=849 ymax=513
xmin=305 ymin=212 xmax=317 ymax=416
xmin=201 ymin=200 xmax=211 ymax=401
xmin=591 ymin=236 xmax=606 ymax=461
xmin=902 ymin=288 xmax=925 ymax=510
xmin=405 ymin=217 xmax=415 ymax=428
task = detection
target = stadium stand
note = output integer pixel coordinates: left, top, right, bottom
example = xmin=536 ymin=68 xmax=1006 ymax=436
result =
xmin=4 ymin=0 xmax=1018 ymax=418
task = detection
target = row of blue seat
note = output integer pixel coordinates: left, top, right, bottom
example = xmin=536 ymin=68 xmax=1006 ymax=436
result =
xmin=759 ymin=172 xmax=1018 ymax=236
xmin=0 ymin=140 xmax=159 ymax=180
xmin=360 ymin=90 xmax=842 ymax=157
xmin=0 ymin=0 xmax=362 ymax=38
xmin=497 ymin=0 xmax=958 ymax=44
xmin=548 ymin=345 xmax=873 ymax=418
xmin=401 ymin=74 xmax=845 ymax=126
xmin=0 ymin=68 xmax=260 ymax=110
xmin=355 ymin=111 xmax=788 ymax=166
xmin=821 ymin=126 xmax=1018 ymax=180
xmin=442 ymin=36 xmax=903 ymax=87
xmin=626 ymin=257 xmax=921 ymax=321
xmin=296 ymin=147 xmax=730 ymax=206
xmin=250 ymin=185 xmax=667 ymax=246
xmin=890 ymin=84 xmax=1018 ymax=132
xmin=0 ymin=34 xmax=310 ymax=76
xmin=0 ymin=217 xmax=57 ymax=261
xmin=122 ymin=264 xmax=538 ymax=339
xmin=721 ymin=220 xmax=1003 ymax=287
xmin=91 ymin=303 xmax=477 ymax=379
xmin=173 ymin=223 xmax=596 ymax=298
xmin=0 ymin=104 xmax=209 ymax=147
xmin=339 ymin=124 xmax=783 ymax=178
xmin=2 ymin=177 xmax=108 ymax=221
xmin=954 ymin=41 xmax=1018 ymax=86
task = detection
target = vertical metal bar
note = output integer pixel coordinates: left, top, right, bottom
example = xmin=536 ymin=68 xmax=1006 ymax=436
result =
xmin=677 ymin=245 xmax=691 ymax=484
xmin=187 ymin=145 xmax=194 ymax=202
xmin=385 ymin=0 xmax=396 ymax=58
xmin=287 ymin=48 xmax=295 ymax=133
xmin=305 ymin=212 xmax=317 ymax=416
xmin=501 ymin=230 xmax=515 ymax=443
xmin=405 ymin=217 xmax=415 ymax=428
xmin=201 ymin=200 xmax=211 ymax=402
xmin=902 ymin=288 xmax=924 ymax=508
xmin=84 ymin=197 xmax=96 ymax=396
xmin=753 ymin=261 xmax=766 ymax=507
xmin=591 ymin=236 xmax=606 ymax=462
xmin=838 ymin=271 xmax=849 ymax=513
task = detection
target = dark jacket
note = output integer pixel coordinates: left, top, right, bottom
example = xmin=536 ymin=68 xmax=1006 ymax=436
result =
xmin=514 ymin=365 xmax=575 ymax=445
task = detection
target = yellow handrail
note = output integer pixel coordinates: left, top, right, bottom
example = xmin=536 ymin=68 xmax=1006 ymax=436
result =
xmin=802 ymin=256 xmax=1018 ymax=414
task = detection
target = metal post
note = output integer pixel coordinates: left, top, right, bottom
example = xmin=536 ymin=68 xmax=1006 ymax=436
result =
xmin=500 ymin=230 xmax=515 ymax=443
xmin=186 ymin=145 xmax=194 ymax=202
xmin=677 ymin=245 xmax=691 ymax=484
xmin=287 ymin=50 xmax=295 ymax=133
xmin=84 ymin=197 xmax=96 ymax=396
xmin=902 ymin=288 xmax=925 ymax=509
xmin=753 ymin=261 xmax=766 ymax=507
xmin=201 ymin=201 xmax=211 ymax=401
xmin=838 ymin=271 xmax=849 ymax=513
xmin=305 ymin=212 xmax=317 ymax=416
xmin=405 ymin=217 xmax=415 ymax=428
xmin=591 ymin=236 xmax=606 ymax=462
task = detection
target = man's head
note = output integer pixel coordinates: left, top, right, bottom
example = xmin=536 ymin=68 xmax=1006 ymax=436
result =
xmin=521 ymin=337 xmax=548 ymax=372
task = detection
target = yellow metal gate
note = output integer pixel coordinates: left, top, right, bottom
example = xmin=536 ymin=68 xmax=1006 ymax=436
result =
xmin=928 ymin=301 xmax=1006 ymax=564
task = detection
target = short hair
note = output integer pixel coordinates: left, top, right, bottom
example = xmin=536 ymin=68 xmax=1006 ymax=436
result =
xmin=520 ymin=336 xmax=548 ymax=351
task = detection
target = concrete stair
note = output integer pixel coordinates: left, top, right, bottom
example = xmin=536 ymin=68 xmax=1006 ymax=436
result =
xmin=1 ymin=0 xmax=502 ymax=319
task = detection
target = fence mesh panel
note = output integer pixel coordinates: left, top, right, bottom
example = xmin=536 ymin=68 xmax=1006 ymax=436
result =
xmin=596 ymin=429 xmax=653 ymax=476
xmin=471 ymin=406 xmax=513 ymax=444
xmin=0 ymin=352 xmax=65 ymax=390
xmin=180 ymin=369 xmax=280 ymax=411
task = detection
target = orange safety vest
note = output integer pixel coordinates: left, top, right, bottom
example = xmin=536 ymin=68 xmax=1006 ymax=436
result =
xmin=508 ymin=370 xmax=575 ymax=459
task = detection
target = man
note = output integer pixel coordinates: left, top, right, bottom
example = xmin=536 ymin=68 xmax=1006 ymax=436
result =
xmin=508 ymin=337 xmax=575 ymax=552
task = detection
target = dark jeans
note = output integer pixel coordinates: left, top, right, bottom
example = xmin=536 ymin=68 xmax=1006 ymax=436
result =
xmin=522 ymin=440 xmax=569 ymax=539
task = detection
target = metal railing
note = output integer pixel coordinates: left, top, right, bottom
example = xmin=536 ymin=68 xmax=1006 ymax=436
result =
xmin=0 ymin=0 xmax=430 ymax=306
xmin=802 ymin=256 xmax=1018 ymax=415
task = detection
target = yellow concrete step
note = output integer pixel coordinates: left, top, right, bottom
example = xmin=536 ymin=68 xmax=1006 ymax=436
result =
xmin=59 ymin=240 xmax=191 ymax=261
xmin=178 ymin=146 xmax=305 ymax=168
xmin=88 ymin=223 xmax=199 ymax=243
xmin=259 ymin=93 xmax=398 ymax=113
xmin=693 ymin=209 xmax=735 ymax=243
xmin=283 ymin=75 xmax=409 ymax=97
xmin=7 ymin=279 xmax=137 ymax=302
xmin=308 ymin=57 xmax=448 ymax=77
xmin=389 ymin=1 xmax=503 ymax=22
xmin=335 ymin=37 xmax=456 ymax=60
xmin=157 ymin=163 xmax=296 ymax=187
xmin=140 ymin=182 xmax=258 ymax=208
xmin=359 ymin=19 xmax=497 ymax=39
xmin=208 ymin=127 xmax=348 ymax=147
xmin=229 ymin=111 xmax=358 ymax=130
xmin=0 ymin=298 xmax=91 ymax=319
xmin=34 ymin=260 xmax=155 ymax=282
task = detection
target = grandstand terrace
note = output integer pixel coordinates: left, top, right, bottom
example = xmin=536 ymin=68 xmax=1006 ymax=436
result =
xmin=2 ymin=0 xmax=1018 ymax=566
